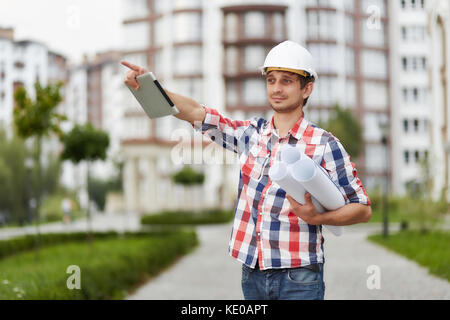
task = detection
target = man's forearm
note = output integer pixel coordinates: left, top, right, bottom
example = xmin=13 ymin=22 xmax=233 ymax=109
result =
xmin=314 ymin=203 xmax=372 ymax=226
xmin=166 ymin=90 xmax=206 ymax=125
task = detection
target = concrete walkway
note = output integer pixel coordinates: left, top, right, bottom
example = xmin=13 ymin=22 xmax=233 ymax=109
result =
xmin=127 ymin=223 xmax=450 ymax=300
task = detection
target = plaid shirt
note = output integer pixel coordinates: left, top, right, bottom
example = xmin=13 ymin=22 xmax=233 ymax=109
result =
xmin=194 ymin=106 xmax=371 ymax=270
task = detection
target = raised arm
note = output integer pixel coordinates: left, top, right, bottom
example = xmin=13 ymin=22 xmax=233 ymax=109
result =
xmin=121 ymin=61 xmax=206 ymax=125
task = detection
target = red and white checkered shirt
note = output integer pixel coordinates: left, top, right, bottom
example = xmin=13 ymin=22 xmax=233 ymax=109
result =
xmin=194 ymin=106 xmax=371 ymax=270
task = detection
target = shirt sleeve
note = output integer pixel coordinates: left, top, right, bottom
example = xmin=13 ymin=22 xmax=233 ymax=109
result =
xmin=192 ymin=106 xmax=252 ymax=155
xmin=321 ymin=137 xmax=371 ymax=206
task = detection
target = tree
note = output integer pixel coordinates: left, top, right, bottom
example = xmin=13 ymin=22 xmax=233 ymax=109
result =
xmin=319 ymin=104 xmax=364 ymax=159
xmin=60 ymin=123 xmax=110 ymax=240
xmin=13 ymin=82 xmax=66 ymax=242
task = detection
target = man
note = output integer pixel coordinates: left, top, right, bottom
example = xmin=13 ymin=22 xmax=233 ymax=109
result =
xmin=122 ymin=40 xmax=372 ymax=300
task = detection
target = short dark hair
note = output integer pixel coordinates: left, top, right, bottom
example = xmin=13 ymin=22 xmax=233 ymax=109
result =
xmin=298 ymin=73 xmax=315 ymax=107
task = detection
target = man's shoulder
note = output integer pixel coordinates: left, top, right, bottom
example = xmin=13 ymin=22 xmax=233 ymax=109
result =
xmin=303 ymin=120 xmax=340 ymax=146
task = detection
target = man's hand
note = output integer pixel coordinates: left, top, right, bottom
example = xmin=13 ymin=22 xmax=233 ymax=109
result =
xmin=121 ymin=61 xmax=147 ymax=90
xmin=286 ymin=193 xmax=321 ymax=225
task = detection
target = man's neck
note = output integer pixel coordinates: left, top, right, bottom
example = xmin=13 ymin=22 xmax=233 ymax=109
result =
xmin=273 ymin=107 xmax=304 ymax=138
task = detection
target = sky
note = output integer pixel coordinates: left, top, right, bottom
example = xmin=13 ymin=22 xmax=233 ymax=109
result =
xmin=0 ymin=0 xmax=123 ymax=64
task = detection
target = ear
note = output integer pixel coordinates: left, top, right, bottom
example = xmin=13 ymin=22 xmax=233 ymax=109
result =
xmin=303 ymin=82 xmax=314 ymax=100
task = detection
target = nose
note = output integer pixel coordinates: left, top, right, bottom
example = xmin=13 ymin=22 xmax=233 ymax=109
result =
xmin=272 ymin=81 xmax=283 ymax=94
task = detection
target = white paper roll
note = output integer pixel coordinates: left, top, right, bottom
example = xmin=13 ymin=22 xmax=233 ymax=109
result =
xmin=291 ymin=157 xmax=346 ymax=211
xmin=269 ymin=161 xmax=342 ymax=236
xmin=279 ymin=144 xmax=303 ymax=165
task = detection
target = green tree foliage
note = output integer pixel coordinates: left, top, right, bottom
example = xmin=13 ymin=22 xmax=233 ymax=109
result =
xmin=0 ymin=130 xmax=62 ymax=226
xmin=13 ymin=82 xmax=67 ymax=229
xmin=13 ymin=82 xmax=66 ymax=139
xmin=60 ymin=123 xmax=110 ymax=238
xmin=319 ymin=104 xmax=364 ymax=159
xmin=172 ymin=166 xmax=205 ymax=186
xmin=60 ymin=123 xmax=110 ymax=164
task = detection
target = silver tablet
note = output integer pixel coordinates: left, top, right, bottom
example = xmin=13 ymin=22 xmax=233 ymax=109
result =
xmin=126 ymin=72 xmax=180 ymax=119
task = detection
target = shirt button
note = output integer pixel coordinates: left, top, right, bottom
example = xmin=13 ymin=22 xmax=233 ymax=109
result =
xmin=257 ymin=233 xmax=261 ymax=236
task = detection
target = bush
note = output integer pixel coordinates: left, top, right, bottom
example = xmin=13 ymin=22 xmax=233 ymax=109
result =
xmin=141 ymin=209 xmax=234 ymax=226
xmin=0 ymin=229 xmax=183 ymax=261
xmin=172 ymin=166 xmax=205 ymax=186
xmin=0 ymin=230 xmax=198 ymax=299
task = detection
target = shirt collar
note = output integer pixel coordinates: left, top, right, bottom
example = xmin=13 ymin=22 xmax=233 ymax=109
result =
xmin=262 ymin=112 xmax=309 ymax=141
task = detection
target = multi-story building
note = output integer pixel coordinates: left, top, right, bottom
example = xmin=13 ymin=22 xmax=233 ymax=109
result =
xmin=120 ymin=0 xmax=394 ymax=214
xmin=427 ymin=0 xmax=450 ymax=202
xmin=390 ymin=0 xmax=431 ymax=196
xmin=120 ymin=0 xmax=450 ymax=213
xmin=0 ymin=27 xmax=68 ymax=172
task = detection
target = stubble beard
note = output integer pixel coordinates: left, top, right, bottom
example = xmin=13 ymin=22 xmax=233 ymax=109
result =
xmin=269 ymin=97 xmax=303 ymax=114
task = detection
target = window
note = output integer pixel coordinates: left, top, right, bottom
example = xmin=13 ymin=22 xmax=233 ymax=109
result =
xmin=225 ymin=13 xmax=238 ymax=42
xmin=243 ymin=79 xmax=266 ymax=106
xmin=225 ymin=46 xmax=238 ymax=75
xmin=308 ymin=43 xmax=337 ymax=74
xmin=363 ymin=81 xmax=388 ymax=110
xmin=404 ymin=150 xmax=409 ymax=164
xmin=244 ymin=46 xmax=266 ymax=72
xmin=173 ymin=12 xmax=202 ymax=42
xmin=123 ymin=0 xmax=148 ymax=20
xmin=173 ymin=46 xmax=202 ymax=75
xmin=173 ymin=0 xmax=202 ymax=10
xmin=273 ymin=13 xmax=285 ymax=41
xmin=124 ymin=21 xmax=150 ymax=51
xmin=243 ymin=12 xmax=266 ymax=38
xmin=403 ymin=119 xmax=409 ymax=132
xmin=361 ymin=18 xmax=385 ymax=47
xmin=307 ymin=10 xmax=337 ymax=41
xmin=361 ymin=50 xmax=387 ymax=78
xmin=226 ymin=81 xmax=239 ymax=106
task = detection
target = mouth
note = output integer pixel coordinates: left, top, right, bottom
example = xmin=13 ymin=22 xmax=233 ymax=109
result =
xmin=271 ymin=97 xmax=286 ymax=103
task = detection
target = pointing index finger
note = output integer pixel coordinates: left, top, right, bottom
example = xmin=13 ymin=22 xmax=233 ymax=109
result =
xmin=121 ymin=60 xmax=140 ymax=71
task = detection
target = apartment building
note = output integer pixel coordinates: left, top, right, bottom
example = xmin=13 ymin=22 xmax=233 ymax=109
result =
xmin=390 ymin=0 xmax=431 ymax=196
xmin=427 ymin=0 xmax=450 ymax=202
xmin=119 ymin=0 xmax=395 ymax=214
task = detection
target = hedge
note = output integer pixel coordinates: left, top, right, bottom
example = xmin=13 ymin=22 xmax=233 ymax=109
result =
xmin=141 ymin=209 xmax=234 ymax=226
xmin=0 ymin=230 xmax=198 ymax=299
xmin=0 ymin=229 xmax=185 ymax=261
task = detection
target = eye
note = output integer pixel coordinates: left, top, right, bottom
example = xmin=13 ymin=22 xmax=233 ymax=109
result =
xmin=283 ymin=79 xmax=293 ymax=84
xmin=266 ymin=78 xmax=275 ymax=84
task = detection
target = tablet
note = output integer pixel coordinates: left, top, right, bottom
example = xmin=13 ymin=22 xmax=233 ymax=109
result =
xmin=126 ymin=72 xmax=180 ymax=119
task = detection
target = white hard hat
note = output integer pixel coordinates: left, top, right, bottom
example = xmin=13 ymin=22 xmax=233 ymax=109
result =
xmin=261 ymin=40 xmax=318 ymax=81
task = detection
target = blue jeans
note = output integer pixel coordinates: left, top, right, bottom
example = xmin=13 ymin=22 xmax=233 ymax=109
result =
xmin=241 ymin=263 xmax=325 ymax=300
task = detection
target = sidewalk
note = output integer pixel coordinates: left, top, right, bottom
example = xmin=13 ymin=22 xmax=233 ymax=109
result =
xmin=127 ymin=223 xmax=450 ymax=300
xmin=127 ymin=223 xmax=243 ymax=300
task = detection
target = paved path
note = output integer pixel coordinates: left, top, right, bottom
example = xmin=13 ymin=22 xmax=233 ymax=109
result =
xmin=127 ymin=223 xmax=243 ymax=300
xmin=127 ymin=223 xmax=450 ymax=300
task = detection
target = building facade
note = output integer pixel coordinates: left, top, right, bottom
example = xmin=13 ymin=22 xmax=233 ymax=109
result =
xmin=119 ymin=0 xmax=450 ymax=214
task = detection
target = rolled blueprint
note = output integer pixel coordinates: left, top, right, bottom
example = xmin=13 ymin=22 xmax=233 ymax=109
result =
xmin=269 ymin=161 xmax=344 ymax=236
xmin=279 ymin=144 xmax=303 ymax=165
xmin=291 ymin=157 xmax=346 ymax=211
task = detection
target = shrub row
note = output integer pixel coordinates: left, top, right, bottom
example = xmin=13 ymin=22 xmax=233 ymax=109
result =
xmin=0 ymin=229 xmax=180 ymax=261
xmin=0 ymin=230 xmax=198 ymax=299
xmin=141 ymin=209 xmax=235 ymax=226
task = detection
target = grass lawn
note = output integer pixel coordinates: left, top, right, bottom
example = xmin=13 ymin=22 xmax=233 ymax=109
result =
xmin=368 ymin=230 xmax=450 ymax=282
xmin=368 ymin=208 xmax=405 ymax=224
xmin=0 ymin=231 xmax=198 ymax=299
